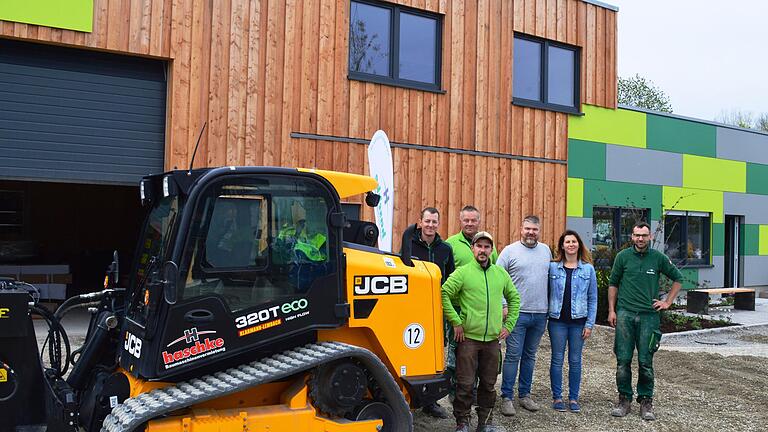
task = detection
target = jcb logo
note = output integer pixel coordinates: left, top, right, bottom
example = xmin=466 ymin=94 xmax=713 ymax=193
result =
xmin=124 ymin=332 xmax=142 ymax=359
xmin=354 ymin=275 xmax=408 ymax=295
xmin=0 ymin=308 xmax=8 ymax=319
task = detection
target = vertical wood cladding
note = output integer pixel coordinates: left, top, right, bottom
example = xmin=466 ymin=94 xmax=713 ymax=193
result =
xmin=1 ymin=0 xmax=616 ymax=248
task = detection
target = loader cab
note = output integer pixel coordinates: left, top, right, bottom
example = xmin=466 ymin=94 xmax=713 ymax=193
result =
xmin=122 ymin=168 xmax=348 ymax=380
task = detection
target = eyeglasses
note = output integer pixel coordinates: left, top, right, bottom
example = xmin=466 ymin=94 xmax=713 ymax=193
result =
xmin=632 ymin=234 xmax=650 ymax=238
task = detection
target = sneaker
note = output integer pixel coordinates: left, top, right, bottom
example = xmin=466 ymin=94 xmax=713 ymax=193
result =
xmin=552 ymin=400 xmax=566 ymax=412
xmin=639 ymin=398 xmax=656 ymax=421
xmin=476 ymin=424 xmax=507 ymax=432
xmin=518 ymin=396 xmax=540 ymax=412
xmin=456 ymin=423 xmax=470 ymax=432
xmin=422 ymin=401 xmax=450 ymax=419
xmin=568 ymin=400 xmax=581 ymax=413
xmin=610 ymin=395 xmax=631 ymax=417
xmin=500 ymin=397 xmax=516 ymax=416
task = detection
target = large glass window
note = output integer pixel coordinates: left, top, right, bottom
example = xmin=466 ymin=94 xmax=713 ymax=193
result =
xmin=180 ymin=177 xmax=337 ymax=312
xmin=513 ymin=33 xmax=580 ymax=114
xmin=349 ymin=0 xmax=442 ymax=91
xmin=664 ymin=211 xmax=711 ymax=266
xmin=592 ymin=206 xmax=650 ymax=266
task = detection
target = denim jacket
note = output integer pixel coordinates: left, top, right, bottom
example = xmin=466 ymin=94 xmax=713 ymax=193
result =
xmin=548 ymin=260 xmax=598 ymax=329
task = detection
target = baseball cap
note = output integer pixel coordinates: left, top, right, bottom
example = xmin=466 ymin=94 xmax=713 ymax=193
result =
xmin=472 ymin=231 xmax=494 ymax=246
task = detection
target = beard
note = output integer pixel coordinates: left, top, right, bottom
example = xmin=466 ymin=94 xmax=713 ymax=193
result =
xmin=523 ymin=235 xmax=538 ymax=247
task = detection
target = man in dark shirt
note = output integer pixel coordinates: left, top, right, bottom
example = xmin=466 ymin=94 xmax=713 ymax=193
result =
xmin=400 ymin=206 xmax=455 ymax=418
xmin=608 ymin=222 xmax=683 ymax=421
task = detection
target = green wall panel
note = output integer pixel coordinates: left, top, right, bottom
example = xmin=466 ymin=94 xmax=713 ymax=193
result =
xmin=568 ymin=139 xmax=606 ymax=180
xmin=682 ymin=155 xmax=746 ymax=193
xmin=646 ymin=114 xmax=716 ymax=157
xmin=567 ymin=178 xmax=585 ymax=217
xmin=747 ymin=163 xmax=768 ymax=195
xmin=569 ymin=105 xmax=646 ymax=148
xmin=662 ymin=268 xmax=698 ymax=290
xmin=662 ymin=186 xmax=724 ymax=223
xmin=741 ymin=224 xmax=760 ymax=256
xmin=0 ymin=0 xmax=93 ymax=32
xmin=582 ymin=179 xmax=662 ymax=219
xmin=712 ymin=223 xmax=724 ymax=256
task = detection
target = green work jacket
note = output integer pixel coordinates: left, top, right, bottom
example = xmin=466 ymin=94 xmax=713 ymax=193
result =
xmin=609 ymin=246 xmax=683 ymax=313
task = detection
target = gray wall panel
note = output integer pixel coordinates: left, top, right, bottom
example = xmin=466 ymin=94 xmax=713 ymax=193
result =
xmin=566 ymin=217 xmax=594 ymax=249
xmin=0 ymin=39 xmax=166 ymax=185
xmin=716 ymin=127 xmax=768 ymax=165
xmin=697 ymin=256 xmax=725 ymax=288
xmin=723 ymin=193 xmax=768 ymax=224
xmin=605 ymin=145 xmax=682 ymax=186
xmin=743 ymin=256 xmax=768 ymax=287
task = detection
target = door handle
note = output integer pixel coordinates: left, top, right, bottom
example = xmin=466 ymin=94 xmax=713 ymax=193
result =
xmin=184 ymin=309 xmax=215 ymax=324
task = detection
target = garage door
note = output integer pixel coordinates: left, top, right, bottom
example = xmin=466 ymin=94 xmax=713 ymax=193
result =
xmin=0 ymin=39 xmax=166 ymax=185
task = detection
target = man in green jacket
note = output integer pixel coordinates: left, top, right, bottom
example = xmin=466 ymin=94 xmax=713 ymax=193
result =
xmin=608 ymin=222 xmax=683 ymax=421
xmin=445 ymin=205 xmax=499 ymax=267
xmin=442 ymin=232 xmax=520 ymax=432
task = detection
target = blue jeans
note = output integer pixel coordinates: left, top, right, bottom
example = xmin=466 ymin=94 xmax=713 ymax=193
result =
xmin=501 ymin=312 xmax=547 ymax=399
xmin=548 ymin=320 xmax=585 ymax=401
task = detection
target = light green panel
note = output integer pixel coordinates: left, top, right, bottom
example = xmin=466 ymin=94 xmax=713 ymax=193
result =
xmin=712 ymin=223 xmax=724 ymax=256
xmin=0 ymin=0 xmax=93 ymax=32
xmin=646 ymin=114 xmax=717 ymax=157
xmin=569 ymin=105 xmax=646 ymax=148
xmin=741 ymin=225 xmax=760 ymax=256
xmin=682 ymin=155 xmax=746 ymax=193
xmin=662 ymin=186 xmax=724 ymax=223
xmin=568 ymin=139 xmax=606 ymax=180
xmin=760 ymin=225 xmax=768 ymax=255
xmin=567 ymin=178 xmax=584 ymax=217
xmin=582 ymin=179 xmax=663 ymax=219
xmin=747 ymin=163 xmax=768 ymax=195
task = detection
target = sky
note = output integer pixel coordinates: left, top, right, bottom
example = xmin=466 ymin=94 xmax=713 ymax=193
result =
xmin=606 ymin=0 xmax=767 ymax=122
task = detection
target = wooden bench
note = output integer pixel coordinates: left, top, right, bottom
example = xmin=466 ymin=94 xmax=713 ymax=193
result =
xmin=686 ymin=288 xmax=756 ymax=315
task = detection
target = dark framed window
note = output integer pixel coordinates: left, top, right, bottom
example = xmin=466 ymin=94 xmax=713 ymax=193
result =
xmin=349 ymin=0 xmax=442 ymax=92
xmin=0 ymin=190 xmax=24 ymax=237
xmin=664 ymin=211 xmax=711 ymax=266
xmin=592 ymin=206 xmax=650 ymax=267
xmin=341 ymin=203 xmax=362 ymax=221
xmin=513 ymin=33 xmax=580 ymax=114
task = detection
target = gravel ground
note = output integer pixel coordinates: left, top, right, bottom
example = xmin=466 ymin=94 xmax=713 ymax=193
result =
xmin=414 ymin=325 xmax=768 ymax=432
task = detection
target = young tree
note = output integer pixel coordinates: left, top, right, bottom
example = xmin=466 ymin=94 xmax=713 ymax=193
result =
xmin=716 ymin=109 xmax=755 ymax=129
xmin=618 ymin=74 xmax=673 ymax=113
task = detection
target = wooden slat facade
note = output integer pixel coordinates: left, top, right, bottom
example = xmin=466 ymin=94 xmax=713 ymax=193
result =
xmin=1 ymin=0 xmax=617 ymax=249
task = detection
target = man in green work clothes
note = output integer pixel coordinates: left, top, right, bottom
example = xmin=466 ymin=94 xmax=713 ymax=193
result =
xmin=608 ymin=222 xmax=682 ymax=421
xmin=445 ymin=205 xmax=498 ymax=267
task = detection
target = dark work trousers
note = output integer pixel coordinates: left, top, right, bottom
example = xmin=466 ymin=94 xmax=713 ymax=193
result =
xmin=454 ymin=338 xmax=500 ymax=426
xmin=614 ymin=309 xmax=661 ymax=401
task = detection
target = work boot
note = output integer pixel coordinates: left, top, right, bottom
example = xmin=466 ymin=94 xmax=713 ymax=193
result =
xmin=610 ymin=395 xmax=631 ymax=417
xmin=500 ymin=397 xmax=516 ymax=416
xmin=422 ymin=401 xmax=450 ymax=419
xmin=518 ymin=396 xmax=540 ymax=412
xmin=639 ymin=398 xmax=656 ymax=421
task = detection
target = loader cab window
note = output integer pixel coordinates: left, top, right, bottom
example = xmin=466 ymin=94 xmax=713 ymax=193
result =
xmin=180 ymin=176 xmax=338 ymax=312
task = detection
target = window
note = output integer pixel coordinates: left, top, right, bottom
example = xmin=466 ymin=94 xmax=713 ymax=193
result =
xmin=0 ymin=190 xmax=24 ymax=237
xmin=592 ymin=206 xmax=650 ymax=266
xmin=513 ymin=33 xmax=580 ymax=114
xmin=664 ymin=211 xmax=711 ymax=266
xmin=349 ymin=0 xmax=442 ymax=92
xmin=341 ymin=203 xmax=362 ymax=221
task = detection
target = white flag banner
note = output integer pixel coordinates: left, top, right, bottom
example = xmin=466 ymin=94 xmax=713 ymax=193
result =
xmin=367 ymin=130 xmax=394 ymax=252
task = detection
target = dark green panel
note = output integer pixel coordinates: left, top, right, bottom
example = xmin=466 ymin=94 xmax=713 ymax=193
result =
xmin=747 ymin=162 xmax=768 ymax=195
xmin=741 ymin=224 xmax=760 ymax=256
xmin=712 ymin=223 xmax=724 ymax=256
xmin=646 ymin=114 xmax=716 ymax=157
xmin=568 ymin=139 xmax=606 ymax=180
xmin=583 ymin=179 xmax=662 ymax=219
xmin=661 ymin=267 xmax=698 ymax=290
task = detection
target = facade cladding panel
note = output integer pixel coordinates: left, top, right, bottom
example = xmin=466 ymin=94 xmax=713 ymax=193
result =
xmin=0 ymin=39 xmax=166 ymax=185
xmin=569 ymin=105 xmax=768 ymax=288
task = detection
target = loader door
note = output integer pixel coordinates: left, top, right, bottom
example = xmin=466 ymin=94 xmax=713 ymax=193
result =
xmin=155 ymin=174 xmax=345 ymax=377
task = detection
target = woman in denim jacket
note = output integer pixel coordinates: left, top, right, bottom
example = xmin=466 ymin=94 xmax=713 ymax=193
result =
xmin=547 ymin=230 xmax=597 ymax=413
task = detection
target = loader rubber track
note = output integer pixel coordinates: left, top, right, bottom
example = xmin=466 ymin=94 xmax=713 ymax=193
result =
xmin=101 ymin=341 xmax=413 ymax=432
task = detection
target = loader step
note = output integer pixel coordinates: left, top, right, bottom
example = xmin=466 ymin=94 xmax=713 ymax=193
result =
xmin=101 ymin=341 xmax=412 ymax=432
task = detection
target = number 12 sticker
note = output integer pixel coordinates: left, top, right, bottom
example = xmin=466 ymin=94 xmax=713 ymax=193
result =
xmin=403 ymin=323 xmax=425 ymax=349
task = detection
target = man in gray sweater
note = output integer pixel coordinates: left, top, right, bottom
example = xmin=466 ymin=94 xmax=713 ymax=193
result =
xmin=496 ymin=215 xmax=552 ymax=416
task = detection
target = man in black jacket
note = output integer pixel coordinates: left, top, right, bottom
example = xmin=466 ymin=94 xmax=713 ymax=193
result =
xmin=401 ymin=207 xmax=455 ymax=418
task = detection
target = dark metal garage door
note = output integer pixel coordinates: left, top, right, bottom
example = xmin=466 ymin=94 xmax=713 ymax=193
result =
xmin=0 ymin=39 xmax=166 ymax=185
